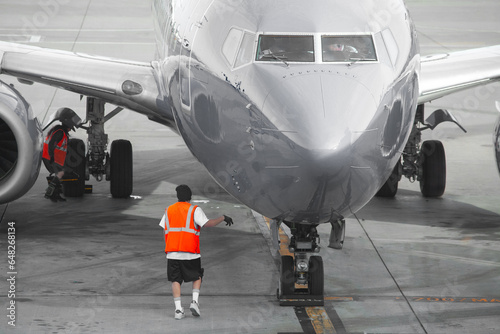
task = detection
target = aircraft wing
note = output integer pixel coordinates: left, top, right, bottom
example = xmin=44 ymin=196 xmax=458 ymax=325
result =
xmin=419 ymin=45 xmax=500 ymax=104
xmin=0 ymin=41 xmax=171 ymax=125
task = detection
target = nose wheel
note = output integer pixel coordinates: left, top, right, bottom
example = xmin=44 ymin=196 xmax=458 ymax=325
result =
xmin=308 ymin=256 xmax=324 ymax=296
xmin=279 ymin=255 xmax=295 ymax=296
xmin=277 ymin=223 xmax=324 ymax=306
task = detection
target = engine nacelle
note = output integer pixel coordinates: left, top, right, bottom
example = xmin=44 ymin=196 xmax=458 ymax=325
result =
xmin=0 ymin=80 xmax=43 ymax=204
xmin=495 ymin=115 xmax=500 ymax=176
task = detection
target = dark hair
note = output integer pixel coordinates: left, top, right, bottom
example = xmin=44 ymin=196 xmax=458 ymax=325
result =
xmin=176 ymin=184 xmax=192 ymax=202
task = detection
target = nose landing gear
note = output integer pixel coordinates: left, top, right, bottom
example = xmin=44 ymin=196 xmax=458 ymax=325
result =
xmin=277 ymin=222 xmax=325 ymax=306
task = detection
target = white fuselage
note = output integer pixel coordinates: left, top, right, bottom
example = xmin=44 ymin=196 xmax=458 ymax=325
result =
xmin=153 ymin=0 xmax=420 ymax=224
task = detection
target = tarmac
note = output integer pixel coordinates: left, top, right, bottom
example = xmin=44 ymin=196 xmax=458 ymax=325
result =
xmin=1 ymin=0 xmax=500 ymax=333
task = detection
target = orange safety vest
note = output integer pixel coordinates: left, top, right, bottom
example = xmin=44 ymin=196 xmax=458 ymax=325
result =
xmin=42 ymin=128 xmax=68 ymax=166
xmin=164 ymin=202 xmax=201 ymax=254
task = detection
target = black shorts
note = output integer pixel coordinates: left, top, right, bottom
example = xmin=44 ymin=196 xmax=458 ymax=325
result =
xmin=167 ymin=258 xmax=204 ymax=284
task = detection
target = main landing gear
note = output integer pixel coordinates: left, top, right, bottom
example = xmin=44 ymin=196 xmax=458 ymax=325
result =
xmin=62 ymin=97 xmax=133 ymax=198
xmin=377 ymin=104 xmax=466 ymax=198
xmin=277 ymin=219 xmax=345 ymax=306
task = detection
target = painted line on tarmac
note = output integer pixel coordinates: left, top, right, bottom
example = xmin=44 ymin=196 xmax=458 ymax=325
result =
xmin=295 ymin=306 xmax=322 ymax=333
xmin=324 ymin=295 xmax=500 ymax=303
xmin=398 ymin=296 xmax=500 ymax=303
xmin=306 ymin=306 xmax=337 ymax=334
xmin=323 ymin=304 xmax=348 ymax=334
xmin=388 ymin=249 xmax=500 ymax=267
xmin=295 ymin=305 xmax=353 ymax=334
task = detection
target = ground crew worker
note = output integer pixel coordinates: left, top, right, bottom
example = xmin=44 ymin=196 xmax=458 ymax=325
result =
xmin=42 ymin=108 xmax=82 ymax=202
xmin=159 ymin=184 xmax=233 ymax=320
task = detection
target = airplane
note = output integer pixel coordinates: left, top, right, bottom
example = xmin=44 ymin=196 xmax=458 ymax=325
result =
xmin=1 ymin=0 xmax=500 ymax=305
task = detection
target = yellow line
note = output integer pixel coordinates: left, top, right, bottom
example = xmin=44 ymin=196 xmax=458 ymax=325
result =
xmin=306 ymin=307 xmax=336 ymax=334
xmin=325 ymin=297 xmax=354 ymax=301
xmin=264 ymin=217 xmax=292 ymax=256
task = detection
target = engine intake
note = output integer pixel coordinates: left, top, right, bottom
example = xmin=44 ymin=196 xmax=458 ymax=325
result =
xmin=0 ymin=80 xmax=43 ymax=204
xmin=0 ymin=116 xmax=18 ymax=180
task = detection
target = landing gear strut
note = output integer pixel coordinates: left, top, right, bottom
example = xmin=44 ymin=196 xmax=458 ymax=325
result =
xmin=61 ymin=97 xmax=133 ymax=198
xmin=278 ymin=222 xmax=326 ymax=306
xmin=376 ymin=104 xmax=466 ymax=198
xmin=85 ymin=97 xmax=133 ymax=198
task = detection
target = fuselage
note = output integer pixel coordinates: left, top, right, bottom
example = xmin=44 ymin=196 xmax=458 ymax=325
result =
xmin=153 ymin=0 xmax=420 ymax=224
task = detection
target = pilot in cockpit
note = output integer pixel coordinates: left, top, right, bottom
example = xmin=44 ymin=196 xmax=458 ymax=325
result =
xmin=322 ymin=35 xmax=376 ymax=62
xmin=323 ymin=40 xmax=358 ymax=62
xmin=257 ymin=35 xmax=315 ymax=62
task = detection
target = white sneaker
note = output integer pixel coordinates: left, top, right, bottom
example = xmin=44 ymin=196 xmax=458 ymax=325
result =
xmin=175 ymin=308 xmax=185 ymax=320
xmin=190 ymin=301 xmax=200 ymax=317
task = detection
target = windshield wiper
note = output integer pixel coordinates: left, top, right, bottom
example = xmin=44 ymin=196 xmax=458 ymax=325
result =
xmin=262 ymin=49 xmax=289 ymax=67
xmin=348 ymin=57 xmax=377 ymax=66
xmin=348 ymin=57 xmax=361 ymax=66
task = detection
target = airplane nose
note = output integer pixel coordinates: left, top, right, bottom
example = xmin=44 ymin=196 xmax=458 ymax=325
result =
xmin=252 ymin=72 xmax=382 ymax=222
xmin=262 ymin=72 xmax=378 ymax=152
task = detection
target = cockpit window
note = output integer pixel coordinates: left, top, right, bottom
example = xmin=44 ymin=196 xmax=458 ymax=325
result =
xmin=322 ymin=35 xmax=377 ymax=62
xmin=222 ymin=28 xmax=256 ymax=69
xmin=256 ymin=35 xmax=315 ymax=63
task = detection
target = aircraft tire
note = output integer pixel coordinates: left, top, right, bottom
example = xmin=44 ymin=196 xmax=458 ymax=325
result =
xmin=280 ymin=255 xmax=295 ymax=296
xmin=309 ymin=256 xmax=324 ymax=296
xmin=110 ymin=139 xmax=133 ymax=198
xmin=62 ymin=138 xmax=86 ymax=197
xmin=376 ymin=160 xmax=400 ymax=197
xmin=419 ymin=140 xmax=446 ymax=197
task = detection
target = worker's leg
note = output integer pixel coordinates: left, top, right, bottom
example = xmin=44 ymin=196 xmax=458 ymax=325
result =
xmin=172 ymin=281 xmax=183 ymax=312
xmin=192 ymin=278 xmax=201 ymax=302
xmin=44 ymin=163 xmax=66 ymax=202
xmin=192 ymin=278 xmax=201 ymax=291
xmin=189 ymin=261 xmax=203 ymax=317
xmin=168 ymin=260 xmax=184 ymax=314
xmin=44 ymin=174 xmax=65 ymax=202
xmin=172 ymin=281 xmax=184 ymax=319
xmin=52 ymin=173 xmax=66 ymax=201
xmin=172 ymin=282 xmax=181 ymax=298
xmin=190 ymin=278 xmax=202 ymax=316
xmin=55 ymin=170 xmax=65 ymax=180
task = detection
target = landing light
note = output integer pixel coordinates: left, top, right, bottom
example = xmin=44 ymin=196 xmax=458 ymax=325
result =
xmin=122 ymin=80 xmax=143 ymax=95
xmin=296 ymin=260 xmax=308 ymax=272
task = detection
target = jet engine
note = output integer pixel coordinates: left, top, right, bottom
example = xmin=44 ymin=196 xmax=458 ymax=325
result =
xmin=0 ymin=80 xmax=43 ymax=204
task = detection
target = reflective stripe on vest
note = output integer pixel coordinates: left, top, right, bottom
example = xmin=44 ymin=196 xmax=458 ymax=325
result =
xmin=164 ymin=202 xmax=200 ymax=254
xmin=42 ymin=129 xmax=68 ymax=166
xmin=164 ymin=204 xmax=200 ymax=236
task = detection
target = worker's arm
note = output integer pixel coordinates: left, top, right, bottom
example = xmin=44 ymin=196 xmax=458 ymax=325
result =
xmin=159 ymin=214 xmax=167 ymax=237
xmin=204 ymin=215 xmax=233 ymax=228
xmin=204 ymin=216 xmax=224 ymax=228
xmin=48 ymin=129 xmax=64 ymax=161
